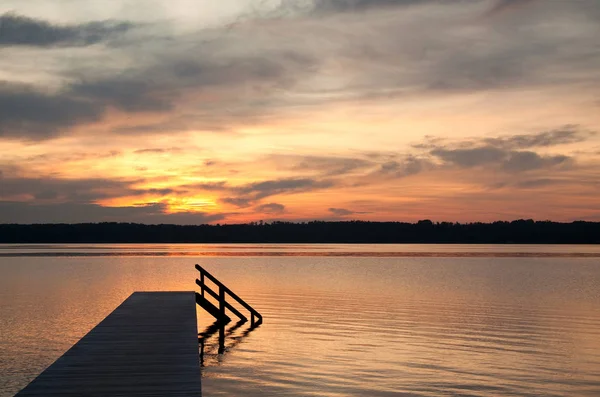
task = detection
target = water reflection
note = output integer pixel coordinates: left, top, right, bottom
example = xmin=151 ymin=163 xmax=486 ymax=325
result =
xmin=1 ymin=254 xmax=600 ymax=397
xmin=2 ymin=243 xmax=600 ymax=257
xmin=199 ymin=320 xmax=261 ymax=364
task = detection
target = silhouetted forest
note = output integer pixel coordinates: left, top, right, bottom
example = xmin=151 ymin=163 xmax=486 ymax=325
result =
xmin=0 ymin=220 xmax=599 ymax=243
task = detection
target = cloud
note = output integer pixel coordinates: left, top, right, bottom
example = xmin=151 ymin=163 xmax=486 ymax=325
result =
xmin=0 ymin=201 xmax=224 ymax=224
xmin=0 ymin=175 xmax=177 ymax=203
xmin=0 ymin=13 xmax=133 ymax=47
xmin=1 ymin=42 xmax=318 ymax=139
xmin=213 ymin=177 xmax=336 ymax=208
xmin=431 ymin=145 xmax=573 ymax=172
xmin=235 ymin=178 xmax=335 ymax=200
xmin=484 ymin=0 xmax=537 ymax=17
xmin=0 ymin=77 xmax=175 ymax=140
xmin=431 ymin=146 xmax=506 ymax=167
xmin=502 ymin=151 xmax=570 ymax=172
xmin=187 ymin=181 xmax=228 ymax=191
xmin=255 ymin=203 xmax=286 ymax=214
xmin=376 ymin=156 xmax=430 ymax=178
xmin=328 ymin=207 xmax=371 ymax=216
xmin=70 ymin=79 xmax=172 ymax=113
xmin=3 ymin=1 xmax=599 ymax=141
xmin=220 ymin=197 xmax=254 ymax=208
xmin=513 ymin=178 xmax=561 ymax=189
xmin=0 ymin=82 xmax=104 ymax=139
xmin=482 ymin=126 xmax=590 ymax=150
xmin=269 ymin=0 xmax=445 ymax=17
xmin=425 ymin=127 xmax=587 ymax=173
xmin=268 ymin=154 xmax=374 ymax=177
xmin=328 ymin=207 xmax=353 ymax=216
xmin=134 ymin=148 xmax=182 ymax=155
xmin=311 ymin=0 xmax=434 ymax=13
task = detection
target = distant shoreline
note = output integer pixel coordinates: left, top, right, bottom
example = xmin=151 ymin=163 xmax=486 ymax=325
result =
xmin=1 ymin=220 xmax=599 ymax=244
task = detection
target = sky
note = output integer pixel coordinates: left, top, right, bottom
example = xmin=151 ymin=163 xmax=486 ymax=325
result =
xmin=0 ymin=0 xmax=599 ymax=224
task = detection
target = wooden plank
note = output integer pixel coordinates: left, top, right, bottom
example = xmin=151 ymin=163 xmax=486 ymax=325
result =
xmin=15 ymin=292 xmax=202 ymax=397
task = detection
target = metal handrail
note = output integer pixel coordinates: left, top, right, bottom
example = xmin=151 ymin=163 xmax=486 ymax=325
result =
xmin=195 ymin=264 xmax=263 ymax=326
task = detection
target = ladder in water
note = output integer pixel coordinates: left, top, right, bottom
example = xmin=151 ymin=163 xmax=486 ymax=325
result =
xmin=194 ymin=264 xmax=263 ymax=327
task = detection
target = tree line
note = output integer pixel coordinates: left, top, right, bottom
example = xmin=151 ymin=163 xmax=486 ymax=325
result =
xmin=0 ymin=219 xmax=598 ymax=243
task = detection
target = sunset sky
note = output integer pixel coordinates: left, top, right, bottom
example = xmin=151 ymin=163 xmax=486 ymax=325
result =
xmin=1 ymin=0 xmax=599 ymax=224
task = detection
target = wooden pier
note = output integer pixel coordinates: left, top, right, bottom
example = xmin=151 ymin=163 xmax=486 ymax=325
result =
xmin=15 ymin=291 xmax=202 ymax=397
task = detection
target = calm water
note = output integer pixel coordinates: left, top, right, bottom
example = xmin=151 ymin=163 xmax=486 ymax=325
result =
xmin=1 ymin=244 xmax=600 ymax=396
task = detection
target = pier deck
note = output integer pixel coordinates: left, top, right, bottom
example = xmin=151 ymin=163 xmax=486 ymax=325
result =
xmin=16 ymin=291 xmax=201 ymax=396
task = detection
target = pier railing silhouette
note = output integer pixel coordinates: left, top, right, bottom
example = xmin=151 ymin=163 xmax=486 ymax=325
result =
xmin=195 ymin=264 xmax=263 ymax=327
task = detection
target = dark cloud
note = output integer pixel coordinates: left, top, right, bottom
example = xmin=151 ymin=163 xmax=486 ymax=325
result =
xmin=0 ymin=201 xmax=224 ymax=224
xmin=311 ymin=0 xmax=433 ymax=13
xmin=269 ymin=0 xmax=454 ymax=16
xmin=291 ymin=155 xmax=372 ymax=176
xmin=255 ymin=203 xmax=286 ymax=214
xmin=23 ymin=150 xmax=122 ymax=163
xmin=0 ymin=175 xmax=177 ymax=203
xmin=484 ymin=0 xmax=537 ymax=17
xmin=431 ymin=145 xmax=573 ymax=172
xmin=502 ymin=151 xmax=569 ymax=172
xmin=376 ymin=156 xmax=428 ymax=178
xmin=138 ymin=188 xmax=176 ymax=196
xmin=431 ymin=146 xmax=506 ymax=167
xmin=482 ymin=126 xmax=589 ymax=150
xmin=267 ymin=154 xmax=373 ymax=177
xmin=1 ymin=46 xmax=317 ymax=139
xmin=134 ymin=148 xmax=182 ymax=154
xmin=2 ymin=1 xmax=598 ymax=143
xmin=328 ymin=207 xmax=370 ymax=216
xmin=189 ymin=178 xmax=336 ymax=199
xmin=188 ymin=182 xmax=228 ymax=191
xmin=514 ymin=178 xmax=560 ymax=189
xmin=70 ymin=79 xmax=172 ymax=112
xmin=220 ymin=197 xmax=254 ymax=208
xmin=0 ymin=172 xmax=221 ymax=223
xmin=329 ymin=2 xmax=600 ymax=96
xmin=4 ymin=2 xmax=597 ymax=141
xmin=99 ymin=51 xmax=316 ymax=132
xmin=0 ymin=77 xmax=174 ymax=140
xmin=328 ymin=207 xmax=354 ymax=216
xmin=235 ymin=178 xmax=335 ymax=200
xmin=0 ymin=13 xmax=133 ymax=47
xmin=426 ymin=128 xmax=587 ymax=173
xmin=33 ymin=190 xmax=59 ymax=200
xmin=0 ymin=82 xmax=104 ymax=139
xmin=214 ymin=178 xmax=335 ymax=208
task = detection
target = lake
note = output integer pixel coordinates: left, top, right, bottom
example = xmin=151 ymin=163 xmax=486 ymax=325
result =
xmin=1 ymin=244 xmax=600 ymax=396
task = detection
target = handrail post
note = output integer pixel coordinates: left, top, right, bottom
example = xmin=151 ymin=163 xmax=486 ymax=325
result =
xmin=200 ymin=271 xmax=204 ymax=297
xmin=218 ymin=285 xmax=226 ymax=350
xmin=219 ymin=284 xmax=225 ymax=320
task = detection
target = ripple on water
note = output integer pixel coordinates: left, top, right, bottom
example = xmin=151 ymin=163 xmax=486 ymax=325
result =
xmin=2 ymin=255 xmax=600 ymax=396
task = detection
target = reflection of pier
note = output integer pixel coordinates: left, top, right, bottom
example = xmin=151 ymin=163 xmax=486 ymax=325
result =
xmin=198 ymin=319 xmax=261 ymax=366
